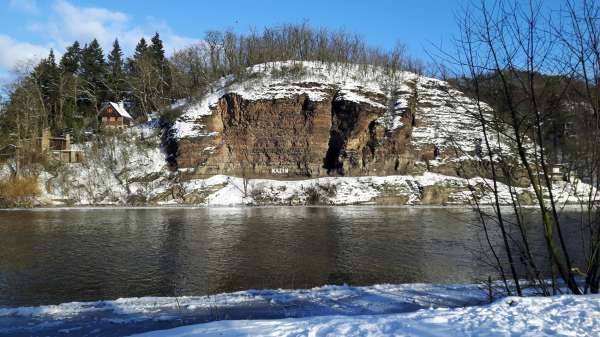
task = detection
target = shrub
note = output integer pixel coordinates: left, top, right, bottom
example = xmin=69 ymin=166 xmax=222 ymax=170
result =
xmin=305 ymin=185 xmax=321 ymax=205
xmin=270 ymin=63 xmax=306 ymax=79
xmin=0 ymin=175 xmax=41 ymax=208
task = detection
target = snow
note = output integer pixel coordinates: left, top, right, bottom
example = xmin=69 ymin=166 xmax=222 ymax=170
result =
xmin=0 ymin=283 xmax=490 ymax=336
xmin=410 ymin=77 xmax=503 ymax=157
xmin=160 ymin=172 xmax=597 ymax=207
xmin=171 ymin=60 xmax=523 ymax=166
xmin=0 ymin=282 xmax=502 ymax=337
xmin=131 ymin=294 xmax=600 ymax=337
xmin=1 ymin=275 xmax=597 ymax=336
xmin=0 ymin=284 xmax=487 ymax=320
xmin=38 ymin=124 xmax=169 ymax=205
xmin=174 ymin=61 xmax=415 ymax=139
xmin=105 ymin=102 xmax=133 ymax=119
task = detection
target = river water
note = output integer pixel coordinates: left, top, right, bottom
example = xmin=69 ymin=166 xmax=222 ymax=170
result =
xmin=0 ymin=206 xmax=587 ymax=307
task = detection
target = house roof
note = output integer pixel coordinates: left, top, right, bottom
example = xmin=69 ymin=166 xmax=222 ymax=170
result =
xmin=104 ymin=102 xmax=133 ymax=119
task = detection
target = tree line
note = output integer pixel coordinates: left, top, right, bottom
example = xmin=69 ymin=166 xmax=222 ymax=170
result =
xmin=170 ymin=23 xmax=424 ymax=99
xmin=0 ymin=33 xmax=171 ymax=145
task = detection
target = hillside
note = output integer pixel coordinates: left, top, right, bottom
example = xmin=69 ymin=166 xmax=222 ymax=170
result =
xmin=0 ymin=61 xmax=594 ymax=207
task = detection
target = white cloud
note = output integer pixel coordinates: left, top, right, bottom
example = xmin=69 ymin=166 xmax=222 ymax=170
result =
xmin=28 ymin=0 xmax=197 ymax=55
xmin=9 ymin=0 xmax=40 ymax=14
xmin=0 ymin=34 xmax=49 ymax=71
xmin=1 ymin=0 xmax=198 ymax=74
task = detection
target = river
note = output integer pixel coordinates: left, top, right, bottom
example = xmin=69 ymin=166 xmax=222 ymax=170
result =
xmin=0 ymin=206 xmax=587 ymax=307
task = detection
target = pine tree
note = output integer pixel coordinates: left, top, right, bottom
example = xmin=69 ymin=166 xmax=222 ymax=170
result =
xmin=149 ymin=32 xmax=172 ymax=102
xmin=107 ymin=39 xmax=126 ymax=101
xmin=128 ymin=37 xmax=149 ymax=75
xmin=134 ymin=37 xmax=148 ymax=60
xmin=33 ymin=49 xmax=60 ymax=129
xmin=57 ymin=42 xmax=84 ymax=134
xmin=80 ymin=39 xmax=107 ymax=110
xmin=150 ymin=33 xmax=166 ymax=65
xmin=60 ymin=41 xmax=81 ymax=74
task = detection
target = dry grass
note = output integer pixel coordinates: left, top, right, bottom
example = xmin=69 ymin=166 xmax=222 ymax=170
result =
xmin=0 ymin=175 xmax=40 ymax=208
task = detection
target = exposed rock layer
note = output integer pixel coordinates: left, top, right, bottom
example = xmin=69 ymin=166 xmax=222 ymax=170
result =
xmin=176 ymin=83 xmax=431 ymax=178
xmin=172 ymin=62 xmax=508 ymax=181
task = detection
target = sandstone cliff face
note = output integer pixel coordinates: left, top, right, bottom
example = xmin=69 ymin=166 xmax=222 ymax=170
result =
xmin=172 ymin=61 xmax=505 ymax=180
xmin=177 ymin=88 xmax=335 ymax=177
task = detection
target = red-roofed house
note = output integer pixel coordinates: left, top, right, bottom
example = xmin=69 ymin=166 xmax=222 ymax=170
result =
xmin=99 ymin=102 xmax=133 ymax=129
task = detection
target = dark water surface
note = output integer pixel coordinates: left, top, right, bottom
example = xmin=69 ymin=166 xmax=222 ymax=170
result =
xmin=0 ymin=207 xmax=586 ymax=307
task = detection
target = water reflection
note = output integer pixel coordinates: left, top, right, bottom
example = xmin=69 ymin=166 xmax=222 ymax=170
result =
xmin=0 ymin=207 xmax=585 ymax=306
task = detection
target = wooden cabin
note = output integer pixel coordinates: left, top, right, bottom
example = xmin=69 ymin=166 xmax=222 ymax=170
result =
xmin=99 ymin=102 xmax=133 ymax=129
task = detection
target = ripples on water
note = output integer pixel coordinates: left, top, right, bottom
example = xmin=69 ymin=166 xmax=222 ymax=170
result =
xmin=0 ymin=207 xmax=586 ymax=306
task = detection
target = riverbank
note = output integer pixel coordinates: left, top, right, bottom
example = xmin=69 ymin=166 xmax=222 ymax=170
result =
xmin=1 ymin=282 xmax=597 ymax=337
xmin=131 ymin=293 xmax=600 ymax=337
xmin=0 ymin=283 xmax=488 ymax=336
xmin=0 ymin=203 xmax=593 ymax=211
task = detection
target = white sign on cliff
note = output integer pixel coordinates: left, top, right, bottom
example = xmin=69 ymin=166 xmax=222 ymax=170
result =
xmin=271 ymin=167 xmax=289 ymax=175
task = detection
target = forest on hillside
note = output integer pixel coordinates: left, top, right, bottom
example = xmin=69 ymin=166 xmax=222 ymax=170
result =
xmin=0 ymin=24 xmax=424 ymax=148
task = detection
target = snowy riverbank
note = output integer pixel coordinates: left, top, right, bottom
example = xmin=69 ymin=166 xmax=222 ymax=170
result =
xmin=1 ymin=122 xmax=596 ymax=208
xmin=132 ymin=294 xmax=600 ymax=337
xmin=0 ymin=283 xmax=490 ymax=336
xmin=1 ymin=282 xmax=597 ymax=336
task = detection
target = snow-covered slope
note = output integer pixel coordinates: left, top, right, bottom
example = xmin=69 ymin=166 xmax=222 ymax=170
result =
xmin=2 ymin=129 xmax=595 ymax=207
xmin=38 ymin=125 xmax=169 ymax=205
xmin=166 ymin=173 xmax=594 ymax=206
xmin=131 ymin=294 xmax=600 ymax=337
xmin=0 ymin=61 xmax=594 ymax=207
xmin=170 ymin=60 xmax=524 ymax=182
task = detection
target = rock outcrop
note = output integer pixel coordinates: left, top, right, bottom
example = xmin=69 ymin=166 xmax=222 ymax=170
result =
xmin=172 ymin=61 xmax=503 ymax=180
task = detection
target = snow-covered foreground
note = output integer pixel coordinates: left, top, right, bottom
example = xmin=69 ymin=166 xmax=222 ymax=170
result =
xmin=132 ymin=294 xmax=600 ymax=337
xmin=2 ymin=282 xmax=597 ymax=337
xmin=0 ymin=283 xmax=490 ymax=336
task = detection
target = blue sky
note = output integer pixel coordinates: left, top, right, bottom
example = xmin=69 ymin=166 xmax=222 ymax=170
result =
xmin=0 ymin=0 xmax=465 ymax=76
xmin=0 ymin=0 xmax=567 ymax=80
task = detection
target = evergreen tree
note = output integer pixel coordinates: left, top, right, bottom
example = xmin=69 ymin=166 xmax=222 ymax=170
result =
xmin=59 ymin=41 xmax=81 ymax=74
xmin=134 ymin=37 xmax=148 ymax=60
xmin=80 ymin=39 xmax=107 ymax=108
xmin=128 ymin=37 xmax=149 ymax=76
xmin=33 ymin=49 xmax=60 ymax=129
xmin=149 ymin=32 xmax=172 ymax=101
xmin=107 ymin=39 xmax=126 ymax=101
xmin=150 ymin=33 xmax=166 ymax=65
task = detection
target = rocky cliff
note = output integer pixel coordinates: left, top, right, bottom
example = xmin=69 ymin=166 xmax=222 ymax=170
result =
xmin=171 ymin=61 xmax=506 ymax=181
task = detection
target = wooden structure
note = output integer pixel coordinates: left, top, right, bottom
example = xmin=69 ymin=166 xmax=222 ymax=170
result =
xmin=99 ymin=102 xmax=133 ymax=129
xmin=14 ymin=129 xmax=84 ymax=164
xmin=41 ymin=129 xmax=84 ymax=163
